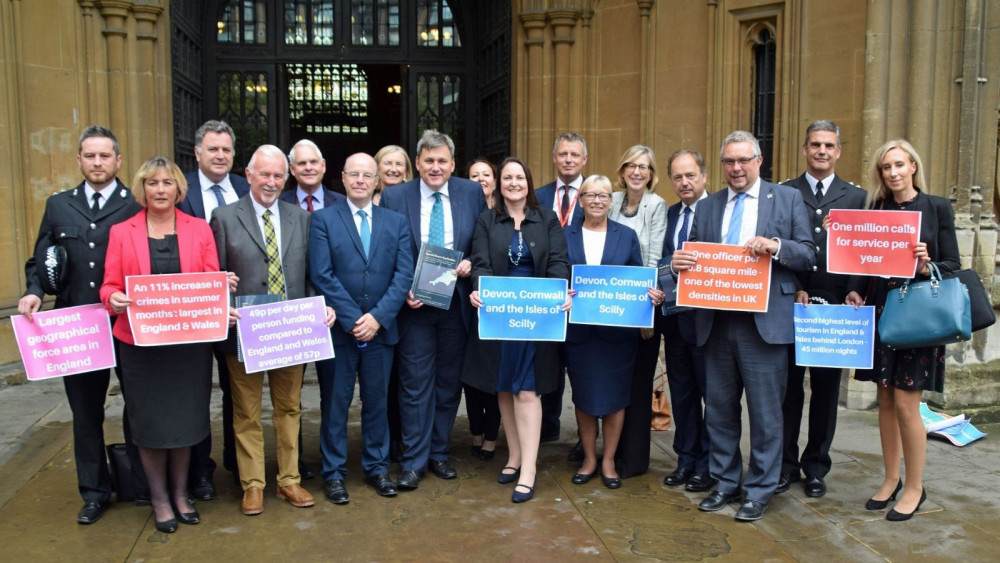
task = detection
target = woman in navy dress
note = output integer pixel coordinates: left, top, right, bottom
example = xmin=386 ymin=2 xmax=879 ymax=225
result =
xmin=845 ymin=140 xmax=959 ymax=521
xmin=564 ymin=175 xmax=665 ymax=488
xmin=463 ymin=157 xmax=570 ymax=503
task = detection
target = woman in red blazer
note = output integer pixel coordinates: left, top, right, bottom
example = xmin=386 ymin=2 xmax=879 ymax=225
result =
xmin=100 ymin=156 xmax=220 ymax=533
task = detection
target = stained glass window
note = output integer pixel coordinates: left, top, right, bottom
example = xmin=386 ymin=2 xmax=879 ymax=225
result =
xmin=286 ymin=63 xmax=369 ymax=134
xmin=217 ymin=1 xmax=267 ymax=44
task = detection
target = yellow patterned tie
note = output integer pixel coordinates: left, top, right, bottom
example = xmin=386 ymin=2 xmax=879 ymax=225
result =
xmin=262 ymin=209 xmax=286 ymax=299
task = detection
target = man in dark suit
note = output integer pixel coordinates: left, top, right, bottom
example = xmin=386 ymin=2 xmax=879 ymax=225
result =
xmin=778 ymin=121 xmax=867 ymax=498
xmin=379 ymin=130 xmax=486 ymax=489
xmin=280 ymin=139 xmax=346 ymax=211
xmin=659 ymin=149 xmax=713 ymax=493
xmin=211 ymin=144 xmax=335 ymax=516
xmin=176 ymin=120 xmax=250 ymax=500
xmin=672 ymin=131 xmax=816 ymax=522
xmin=309 ymin=153 xmax=413 ymax=503
xmin=534 ymin=132 xmax=587 ymax=446
xmin=18 ymin=126 xmax=145 ymax=524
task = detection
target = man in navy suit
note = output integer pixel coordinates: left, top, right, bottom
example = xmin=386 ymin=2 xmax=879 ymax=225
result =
xmin=534 ymin=132 xmax=587 ymax=446
xmin=672 ymin=131 xmax=816 ymax=522
xmin=280 ymin=139 xmax=346 ymax=212
xmin=176 ymin=120 xmax=250 ymax=500
xmin=379 ymin=130 xmax=486 ymax=489
xmin=778 ymin=121 xmax=867 ymax=498
xmin=659 ymin=149 xmax=713 ymax=493
xmin=309 ymin=153 xmax=413 ymax=503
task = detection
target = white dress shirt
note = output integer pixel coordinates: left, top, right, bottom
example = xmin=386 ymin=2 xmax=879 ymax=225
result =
xmin=84 ymin=179 xmax=120 ymax=211
xmin=198 ymin=169 xmax=239 ymax=220
xmin=721 ymin=178 xmax=762 ymax=245
xmin=419 ymin=180 xmax=455 ymax=249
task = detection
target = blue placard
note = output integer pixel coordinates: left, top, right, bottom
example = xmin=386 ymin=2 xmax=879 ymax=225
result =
xmin=793 ymin=304 xmax=875 ymax=369
xmin=568 ymin=264 xmax=657 ymax=328
xmin=478 ymin=276 xmax=568 ymax=341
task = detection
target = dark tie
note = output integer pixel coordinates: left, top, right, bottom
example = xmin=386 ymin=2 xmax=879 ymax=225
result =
xmin=561 ymin=186 xmax=571 ymax=219
xmin=210 ymin=184 xmax=227 ymax=208
xmin=724 ymin=192 xmax=747 ymax=245
xmin=358 ymin=210 xmax=371 ymax=258
xmin=429 ymin=192 xmax=445 ymax=246
xmin=90 ymin=192 xmax=102 ymax=217
xmin=677 ymin=207 xmax=691 ymax=249
xmin=815 ymin=180 xmax=825 ymax=204
xmin=305 ymin=195 xmax=315 ymax=213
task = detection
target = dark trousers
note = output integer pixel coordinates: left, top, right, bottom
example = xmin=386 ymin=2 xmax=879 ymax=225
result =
xmin=615 ymin=319 xmax=660 ymax=478
xmin=704 ymin=312 xmax=787 ymax=504
xmin=464 ymin=384 xmax=501 ymax=441
xmin=664 ymin=318 xmax=709 ymax=474
xmin=189 ymin=344 xmax=235 ymax=482
xmin=396 ymin=306 xmax=468 ymax=472
xmin=781 ymin=346 xmax=842 ymax=478
xmin=387 ymin=359 xmax=402 ymax=445
xmin=317 ymin=341 xmax=393 ymax=480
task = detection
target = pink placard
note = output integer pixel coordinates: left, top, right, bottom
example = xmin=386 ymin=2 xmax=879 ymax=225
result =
xmin=826 ymin=209 xmax=921 ymax=277
xmin=11 ymin=304 xmax=116 ymax=380
xmin=126 ymin=272 xmax=229 ymax=346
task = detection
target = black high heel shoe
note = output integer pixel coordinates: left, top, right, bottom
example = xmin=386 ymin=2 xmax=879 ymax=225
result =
xmin=865 ymin=479 xmax=903 ymax=510
xmin=154 ymin=516 xmax=178 ymax=533
xmin=886 ymin=488 xmax=926 ymax=521
xmin=497 ymin=466 xmax=520 ymax=485
xmin=173 ymin=501 xmax=200 ymax=525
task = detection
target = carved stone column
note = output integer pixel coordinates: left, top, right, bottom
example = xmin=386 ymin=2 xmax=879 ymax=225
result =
xmin=637 ymin=1 xmax=654 ymax=144
xmin=547 ymin=8 xmax=580 ymax=136
xmin=520 ymin=10 xmax=547 ymax=175
xmin=132 ymin=0 xmax=163 ymax=162
xmin=95 ymin=0 xmax=132 ymax=140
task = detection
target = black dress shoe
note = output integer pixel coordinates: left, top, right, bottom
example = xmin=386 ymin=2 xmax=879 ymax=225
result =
xmin=429 ymin=459 xmax=457 ymax=479
xmin=886 ymin=488 xmax=926 ymax=521
xmin=154 ymin=517 xmax=178 ymax=533
xmin=571 ymin=471 xmax=597 ymax=485
xmin=698 ymin=489 xmax=742 ymax=512
xmin=497 ymin=466 xmax=520 ymax=485
xmin=866 ymin=479 xmax=903 ymax=510
xmin=804 ymin=475 xmax=826 ymax=498
xmin=602 ymin=474 xmax=622 ymax=489
xmin=397 ymin=470 xmax=423 ymax=490
xmin=366 ymin=473 xmax=398 ymax=497
xmin=775 ymin=472 xmax=799 ymax=494
xmin=299 ymin=460 xmax=316 ymax=480
xmin=190 ymin=477 xmax=217 ymax=501
xmin=734 ymin=499 xmax=768 ymax=522
xmin=477 ymin=448 xmax=496 ymax=461
xmin=511 ymin=482 xmax=535 ymax=503
xmin=324 ymin=479 xmax=349 ymax=504
xmin=566 ymin=441 xmax=585 ymax=463
xmin=134 ymin=493 xmax=152 ymax=507
xmin=172 ymin=500 xmax=200 ymax=525
xmin=663 ymin=467 xmax=694 ymax=487
xmin=77 ymin=500 xmax=109 ymax=525
xmin=685 ymin=472 xmax=715 ymax=493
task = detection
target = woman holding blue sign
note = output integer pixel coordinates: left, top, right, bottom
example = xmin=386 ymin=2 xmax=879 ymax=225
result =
xmin=608 ymin=144 xmax=669 ymax=479
xmin=463 ymin=157 xmax=571 ymax=503
xmin=844 ymin=140 xmax=959 ymax=521
xmin=565 ymin=175 xmax=661 ymax=488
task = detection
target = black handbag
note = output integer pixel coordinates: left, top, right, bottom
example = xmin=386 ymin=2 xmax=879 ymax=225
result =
xmin=106 ymin=443 xmax=136 ymax=502
xmin=878 ymin=263 xmax=971 ymax=349
xmin=947 ymin=269 xmax=996 ymax=332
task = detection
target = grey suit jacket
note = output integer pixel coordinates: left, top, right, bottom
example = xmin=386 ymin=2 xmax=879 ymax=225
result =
xmin=210 ymin=195 xmax=312 ymax=354
xmin=687 ymin=180 xmax=816 ymax=346
xmin=609 ymin=190 xmax=669 ymax=268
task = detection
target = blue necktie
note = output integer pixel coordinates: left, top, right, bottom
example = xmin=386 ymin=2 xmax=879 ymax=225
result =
xmin=677 ymin=207 xmax=691 ymax=249
xmin=429 ymin=192 xmax=445 ymax=246
xmin=210 ymin=184 xmax=226 ymax=207
xmin=724 ymin=193 xmax=747 ymax=245
xmin=358 ymin=210 xmax=371 ymax=258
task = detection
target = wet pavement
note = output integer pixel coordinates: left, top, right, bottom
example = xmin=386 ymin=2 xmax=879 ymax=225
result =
xmin=1 ymin=367 xmax=998 ymax=562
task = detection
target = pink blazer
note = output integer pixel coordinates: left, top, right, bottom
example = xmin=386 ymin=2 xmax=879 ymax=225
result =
xmin=101 ymin=209 xmax=220 ymax=345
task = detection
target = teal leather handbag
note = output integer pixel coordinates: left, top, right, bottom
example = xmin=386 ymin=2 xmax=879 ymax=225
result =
xmin=878 ymin=263 xmax=972 ymax=349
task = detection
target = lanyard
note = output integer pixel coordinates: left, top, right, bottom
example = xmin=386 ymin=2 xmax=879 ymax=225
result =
xmin=557 ymin=187 xmax=579 ymax=228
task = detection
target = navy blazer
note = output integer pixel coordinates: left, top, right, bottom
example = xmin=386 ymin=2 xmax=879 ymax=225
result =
xmin=564 ymin=219 xmax=643 ymax=344
xmin=782 ymin=173 xmax=867 ymax=303
xmin=687 ymin=181 xmax=816 ymax=346
xmin=378 ymin=176 xmax=486 ymax=327
xmin=308 ymin=200 xmax=413 ymax=346
xmin=536 ymin=180 xmax=584 ymax=228
xmin=178 ymin=171 xmax=250 ymax=219
xmin=278 ymin=186 xmax=345 ymax=210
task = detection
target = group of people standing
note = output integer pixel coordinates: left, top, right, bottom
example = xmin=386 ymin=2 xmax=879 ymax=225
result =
xmin=19 ymin=118 xmax=955 ymax=529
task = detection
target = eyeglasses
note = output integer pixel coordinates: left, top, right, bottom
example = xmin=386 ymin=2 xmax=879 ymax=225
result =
xmin=581 ymin=193 xmax=611 ymax=202
xmin=625 ymin=163 xmax=650 ymax=173
xmin=345 ymin=171 xmax=376 ymax=181
xmin=720 ymin=156 xmax=758 ymax=167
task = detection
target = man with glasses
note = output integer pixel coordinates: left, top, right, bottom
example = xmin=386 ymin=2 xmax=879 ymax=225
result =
xmin=310 ymin=153 xmax=413 ymax=503
xmin=671 ymin=131 xmax=815 ymax=521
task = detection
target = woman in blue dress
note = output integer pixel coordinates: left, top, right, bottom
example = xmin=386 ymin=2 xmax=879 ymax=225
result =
xmin=565 ymin=175 xmax=665 ymax=488
xmin=463 ymin=157 xmax=570 ymax=503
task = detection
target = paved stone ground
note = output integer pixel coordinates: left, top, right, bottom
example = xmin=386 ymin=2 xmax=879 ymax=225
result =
xmin=1 ymin=368 xmax=998 ymax=562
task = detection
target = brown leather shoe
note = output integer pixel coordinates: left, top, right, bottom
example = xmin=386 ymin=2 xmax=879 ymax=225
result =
xmin=277 ymin=483 xmax=315 ymax=508
xmin=241 ymin=487 xmax=264 ymax=516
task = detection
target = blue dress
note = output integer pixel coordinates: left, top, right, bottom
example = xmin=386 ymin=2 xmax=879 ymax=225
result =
xmin=496 ymin=230 xmax=537 ymax=394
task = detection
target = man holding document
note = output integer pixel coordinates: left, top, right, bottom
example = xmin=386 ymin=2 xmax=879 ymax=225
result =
xmin=211 ymin=144 xmax=333 ymax=516
xmin=308 ymin=153 xmax=413 ymax=503
xmin=671 ymin=131 xmax=815 ymax=521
